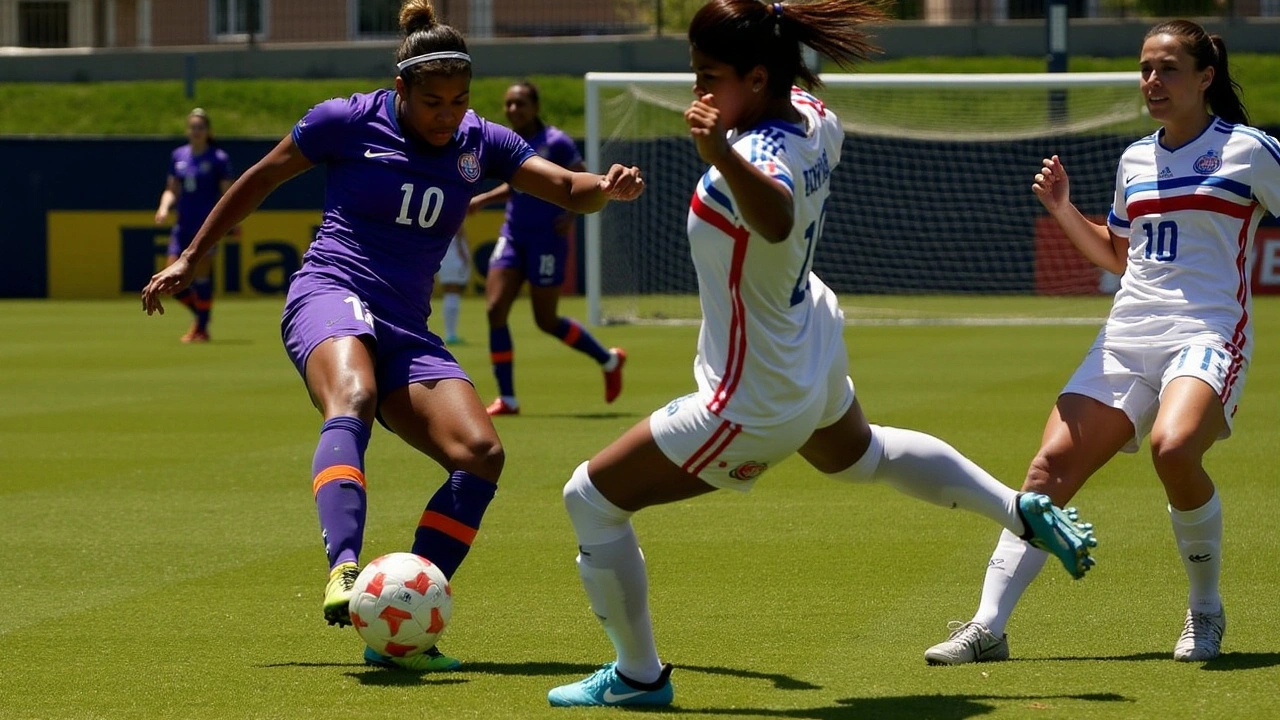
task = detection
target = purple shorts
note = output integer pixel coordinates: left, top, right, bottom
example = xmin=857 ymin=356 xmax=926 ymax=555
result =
xmin=488 ymin=233 xmax=567 ymax=287
xmin=281 ymin=277 xmax=470 ymax=399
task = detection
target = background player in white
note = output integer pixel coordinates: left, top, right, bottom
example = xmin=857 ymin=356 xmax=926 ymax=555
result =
xmin=925 ymin=19 xmax=1280 ymax=666
xmin=436 ymin=231 xmax=471 ymax=344
xmin=546 ymin=0 xmax=1098 ymax=708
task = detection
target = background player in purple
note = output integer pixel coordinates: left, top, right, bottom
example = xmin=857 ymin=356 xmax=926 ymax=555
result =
xmin=153 ymin=108 xmax=233 ymax=343
xmin=468 ymin=81 xmax=624 ymax=416
xmin=141 ymin=0 xmax=643 ymax=672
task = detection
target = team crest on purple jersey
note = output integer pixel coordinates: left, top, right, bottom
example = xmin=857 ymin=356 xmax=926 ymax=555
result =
xmin=1194 ymin=149 xmax=1222 ymax=175
xmin=457 ymin=152 xmax=481 ymax=182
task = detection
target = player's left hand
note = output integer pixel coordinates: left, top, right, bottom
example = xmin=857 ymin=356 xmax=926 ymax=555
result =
xmin=141 ymin=256 xmax=195 ymax=316
xmin=685 ymin=94 xmax=731 ymax=166
xmin=598 ymin=164 xmax=645 ymax=201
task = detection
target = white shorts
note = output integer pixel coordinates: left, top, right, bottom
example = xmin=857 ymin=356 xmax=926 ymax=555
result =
xmin=650 ymin=348 xmax=855 ymax=492
xmin=1062 ymin=338 xmax=1247 ymax=453
xmin=437 ymin=238 xmax=471 ymax=286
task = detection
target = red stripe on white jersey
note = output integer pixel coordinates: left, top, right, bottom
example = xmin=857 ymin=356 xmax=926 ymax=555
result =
xmin=689 ymin=422 xmax=744 ymax=477
xmin=690 ymin=191 xmax=751 ymax=416
xmin=681 ymin=419 xmax=734 ymax=474
xmin=1127 ymin=194 xmax=1254 ymax=221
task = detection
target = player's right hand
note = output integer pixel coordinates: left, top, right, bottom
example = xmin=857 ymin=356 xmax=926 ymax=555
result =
xmin=141 ymin=257 xmax=194 ymax=315
xmin=1032 ymin=155 xmax=1071 ymax=213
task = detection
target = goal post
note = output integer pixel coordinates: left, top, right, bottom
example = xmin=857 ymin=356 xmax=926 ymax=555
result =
xmin=583 ymin=71 xmax=1148 ymax=326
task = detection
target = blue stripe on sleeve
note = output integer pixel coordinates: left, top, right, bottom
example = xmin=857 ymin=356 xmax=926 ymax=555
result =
xmin=1108 ymin=208 xmax=1131 ymax=229
xmin=701 ymin=173 xmax=735 ymax=215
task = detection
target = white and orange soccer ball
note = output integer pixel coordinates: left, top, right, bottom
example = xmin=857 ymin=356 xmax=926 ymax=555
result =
xmin=348 ymin=552 xmax=452 ymax=657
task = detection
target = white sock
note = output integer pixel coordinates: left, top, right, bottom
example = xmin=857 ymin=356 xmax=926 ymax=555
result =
xmin=971 ymin=529 xmax=1048 ymax=636
xmin=602 ymin=350 xmax=620 ymax=372
xmin=829 ymin=425 xmax=1024 ymax=535
xmin=1170 ymin=491 xmax=1223 ymax=614
xmin=442 ymin=292 xmax=461 ymax=338
xmin=563 ymin=462 xmax=663 ymax=684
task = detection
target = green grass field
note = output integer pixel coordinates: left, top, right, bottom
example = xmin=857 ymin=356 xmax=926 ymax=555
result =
xmin=2 ymin=54 xmax=1278 ymax=137
xmin=3 ymin=295 xmax=1279 ymax=718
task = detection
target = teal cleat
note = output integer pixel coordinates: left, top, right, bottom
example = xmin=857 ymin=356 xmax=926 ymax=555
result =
xmin=363 ymin=645 xmax=461 ymax=672
xmin=1017 ymin=492 xmax=1097 ymax=579
xmin=548 ymin=662 xmax=673 ymax=707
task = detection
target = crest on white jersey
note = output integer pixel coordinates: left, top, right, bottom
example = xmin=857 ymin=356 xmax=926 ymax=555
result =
xmin=1193 ymin=149 xmax=1222 ymax=175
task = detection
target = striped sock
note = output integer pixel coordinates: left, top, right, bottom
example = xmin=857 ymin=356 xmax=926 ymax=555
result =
xmin=553 ymin=317 xmax=611 ymax=364
xmin=411 ymin=470 xmax=497 ymax=579
xmin=174 ymin=287 xmax=198 ymax=315
xmin=312 ymin=416 xmax=372 ymax=568
xmin=489 ymin=326 xmax=515 ymax=398
xmin=192 ymin=277 xmax=213 ymax=331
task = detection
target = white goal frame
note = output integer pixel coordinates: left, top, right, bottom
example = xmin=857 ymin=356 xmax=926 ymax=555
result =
xmin=583 ymin=71 xmax=1141 ymax=326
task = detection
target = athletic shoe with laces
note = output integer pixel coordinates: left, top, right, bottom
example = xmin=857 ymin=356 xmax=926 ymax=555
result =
xmin=322 ymin=562 xmax=360 ymax=627
xmin=363 ymin=645 xmax=462 ymax=671
xmin=486 ymin=397 xmax=520 ymax=416
xmin=548 ymin=662 xmax=673 ymax=707
xmin=924 ymin=621 xmax=1010 ymax=665
xmin=1173 ymin=607 xmax=1226 ymax=661
xmin=1016 ymin=492 xmax=1097 ymax=579
xmin=603 ymin=348 xmax=626 ymax=404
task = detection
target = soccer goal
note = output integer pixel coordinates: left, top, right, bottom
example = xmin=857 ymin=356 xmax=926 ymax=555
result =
xmin=584 ymin=71 xmax=1150 ymax=326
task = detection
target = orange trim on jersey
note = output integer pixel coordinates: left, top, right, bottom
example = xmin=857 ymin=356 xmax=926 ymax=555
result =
xmin=418 ymin=510 xmax=477 ymax=546
xmin=312 ymin=465 xmax=366 ymax=496
xmin=561 ymin=321 xmax=582 ymax=346
xmin=490 ymin=351 xmax=514 ymax=363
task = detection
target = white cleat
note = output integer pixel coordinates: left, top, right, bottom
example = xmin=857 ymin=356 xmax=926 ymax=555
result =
xmin=1173 ymin=608 xmax=1226 ymax=662
xmin=925 ymin=621 xmax=1010 ymax=665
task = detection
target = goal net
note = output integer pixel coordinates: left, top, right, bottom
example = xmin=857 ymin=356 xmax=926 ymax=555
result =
xmin=584 ymin=71 xmax=1153 ymax=325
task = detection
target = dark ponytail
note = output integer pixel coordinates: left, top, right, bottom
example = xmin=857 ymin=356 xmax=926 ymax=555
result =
xmin=689 ymin=0 xmax=885 ymax=96
xmin=396 ymin=0 xmax=469 ymax=88
xmin=1146 ymin=19 xmax=1248 ymax=126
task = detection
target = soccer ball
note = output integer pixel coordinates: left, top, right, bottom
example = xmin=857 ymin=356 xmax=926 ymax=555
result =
xmin=348 ymin=552 xmax=452 ymax=657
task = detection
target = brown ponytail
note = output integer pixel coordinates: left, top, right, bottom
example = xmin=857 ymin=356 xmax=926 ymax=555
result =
xmin=688 ymin=0 xmax=886 ymax=96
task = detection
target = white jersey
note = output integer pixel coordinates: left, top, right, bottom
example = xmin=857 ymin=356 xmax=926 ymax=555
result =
xmin=686 ymin=88 xmax=847 ymax=426
xmin=1106 ymin=119 xmax=1280 ymax=359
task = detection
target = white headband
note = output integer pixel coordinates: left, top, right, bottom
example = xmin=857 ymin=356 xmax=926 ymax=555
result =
xmin=396 ymin=51 xmax=471 ymax=72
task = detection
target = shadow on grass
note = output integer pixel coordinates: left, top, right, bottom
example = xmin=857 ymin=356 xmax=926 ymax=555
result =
xmin=345 ymin=670 xmax=469 ymax=687
xmin=666 ymin=692 xmax=1131 ymax=720
xmin=681 ymin=664 xmax=821 ymax=691
xmin=1202 ymin=652 xmax=1280 ymax=671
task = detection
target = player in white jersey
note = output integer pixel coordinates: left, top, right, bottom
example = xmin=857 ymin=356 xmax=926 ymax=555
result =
xmin=435 ymin=231 xmax=470 ymax=344
xmin=546 ymin=0 xmax=1097 ymax=708
xmin=925 ymin=19 xmax=1280 ymax=667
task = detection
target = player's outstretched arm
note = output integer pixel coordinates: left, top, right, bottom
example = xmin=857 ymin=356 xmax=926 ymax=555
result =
xmin=141 ymin=135 xmax=315 ymax=315
xmin=508 ymin=156 xmax=644 ymax=215
xmin=1033 ymin=155 xmax=1126 ymax=275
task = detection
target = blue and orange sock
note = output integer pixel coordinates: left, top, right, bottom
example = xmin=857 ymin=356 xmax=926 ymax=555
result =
xmin=174 ymin=287 xmax=198 ymax=315
xmin=410 ymin=470 xmax=497 ymax=579
xmin=312 ymin=416 xmax=372 ymax=568
xmin=489 ymin=326 xmax=515 ymax=398
xmin=553 ymin=317 xmax=611 ymax=364
xmin=192 ymin=277 xmax=213 ymax=332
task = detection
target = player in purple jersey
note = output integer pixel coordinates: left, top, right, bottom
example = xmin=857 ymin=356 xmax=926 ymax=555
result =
xmin=153 ymin=108 xmax=234 ymax=343
xmin=468 ymin=81 xmax=625 ymax=416
xmin=141 ymin=0 xmax=644 ymax=673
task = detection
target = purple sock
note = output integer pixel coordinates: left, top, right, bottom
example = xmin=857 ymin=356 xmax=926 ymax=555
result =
xmin=490 ymin=326 xmax=515 ymax=397
xmin=312 ymin=416 xmax=371 ymax=569
xmin=553 ymin=317 xmax=611 ymax=364
xmin=192 ymin=278 xmax=213 ymax=331
xmin=174 ymin=287 xmax=198 ymax=315
xmin=411 ymin=471 xmax=497 ymax=579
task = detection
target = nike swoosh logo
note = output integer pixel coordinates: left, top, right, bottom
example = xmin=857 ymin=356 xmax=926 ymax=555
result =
xmin=1125 ymin=174 xmax=1140 ymax=183
xmin=601 ymin=688 xmax=647 ymax=703
xmin=365 ymin=149 xmax=397 ymax=159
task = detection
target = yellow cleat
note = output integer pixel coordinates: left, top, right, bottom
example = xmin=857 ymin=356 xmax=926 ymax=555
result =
xmin=323 ymin=562 xmax=360 ymax=627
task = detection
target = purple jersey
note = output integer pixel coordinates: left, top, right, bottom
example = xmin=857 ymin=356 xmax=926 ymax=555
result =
xmin=500 ymin=124 xmax=582 ymax=240
xmin=290 ymin=89 xmax=534 ymax=324
xmin=169 ymin=144 xmax=232 ymax=239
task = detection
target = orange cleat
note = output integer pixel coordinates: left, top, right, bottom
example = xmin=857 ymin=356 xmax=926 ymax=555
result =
xmin=604 ymin=348 xmax=626 ymax=403
xmin=180 ymin=324 xmax=210 ymax=343
xmin=486 ymin=397 xmax=520 ymax=416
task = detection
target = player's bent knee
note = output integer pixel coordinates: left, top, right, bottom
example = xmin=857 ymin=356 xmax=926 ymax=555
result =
xmin=825 ymin=424 xmax=885 ymax=484
xmin=450 ymin=435 xmax=505 ymax=480
xmin=563 ymin=461 xmax=632 ymax=545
